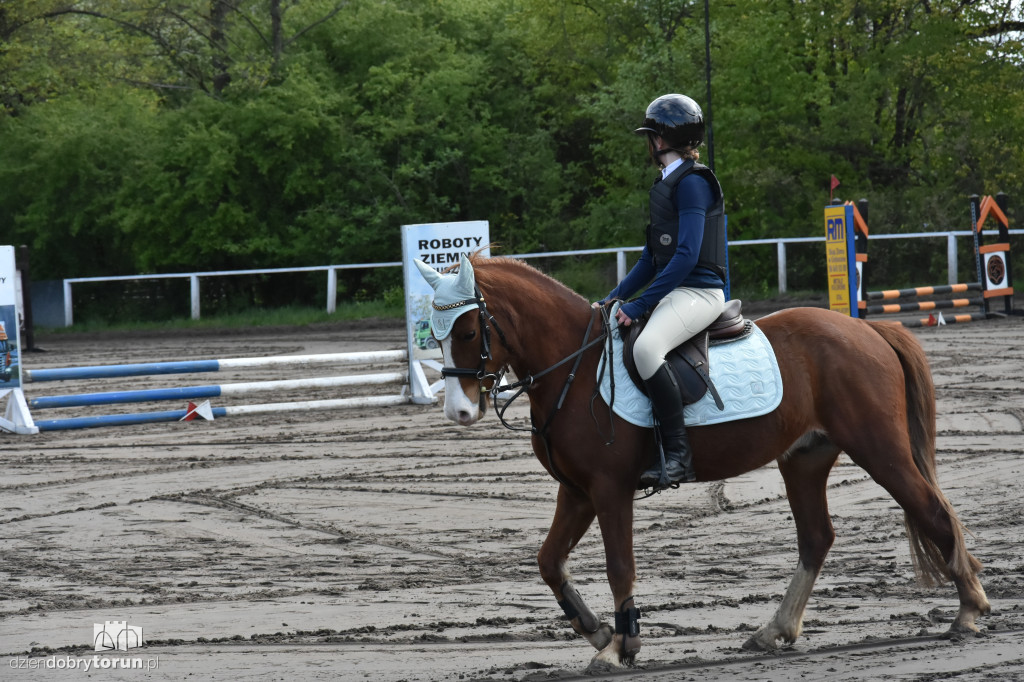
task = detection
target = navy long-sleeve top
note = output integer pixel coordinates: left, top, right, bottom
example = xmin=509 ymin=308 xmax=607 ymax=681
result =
xmin=605 ymin=168 xmax=725 ymax=321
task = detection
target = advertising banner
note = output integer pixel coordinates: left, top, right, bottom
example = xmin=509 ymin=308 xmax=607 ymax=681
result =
xmin=824 ymin=206 xmax=858 ymax=317
xmin=400 ymin=222 xmax=490 ymax=402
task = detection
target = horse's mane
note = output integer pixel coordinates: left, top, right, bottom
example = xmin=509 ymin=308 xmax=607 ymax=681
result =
xmin=465 ymin=255 xmax=592 ymax=348
xmin=469 ymin=254 xmax=590 ymax=309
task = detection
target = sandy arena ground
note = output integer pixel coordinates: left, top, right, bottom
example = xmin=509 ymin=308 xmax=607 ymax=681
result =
xmin=1 ymin=306 xmax=1022 ymax=681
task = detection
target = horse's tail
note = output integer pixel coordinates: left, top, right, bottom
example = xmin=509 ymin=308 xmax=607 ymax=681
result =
xmin=867 ymin=320 xmax=982 ymax=586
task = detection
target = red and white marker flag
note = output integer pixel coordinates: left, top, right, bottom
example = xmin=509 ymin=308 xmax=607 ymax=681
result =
xmin=181 ymin=400 xmax=214 ymax=422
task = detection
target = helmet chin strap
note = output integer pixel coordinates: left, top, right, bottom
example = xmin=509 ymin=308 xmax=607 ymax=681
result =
xmin=647 ymin=134 xmax=671 ymax=167
xmin=650 ymin=145 xmax=682 ymax=169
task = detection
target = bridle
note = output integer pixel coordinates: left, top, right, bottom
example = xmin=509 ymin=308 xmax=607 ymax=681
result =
xmin=435 ymin=287 xmax=508 ymax=413
xmin=436 ymin=286 xmax=609 ymax=488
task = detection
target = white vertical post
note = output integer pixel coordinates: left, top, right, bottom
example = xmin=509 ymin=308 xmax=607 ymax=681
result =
xmin=947 ymin=233 xmax=958 ymax=285
xmin=617 ymin=250 xmax=627 ymax=283
xmin=0 ymin=245 xmax=39 ymax=433
xmin=63 ymin=280 xmax=73 ymax=327
xmin=190 ymin=275 xmax=200 ymax=320
xmin=326 ymin=267 xmax=337 ymax=314
xmin=408 ymin=360 xmax=435 ymax=404
xmin=777 ymin=241 xmax=787 ymax=294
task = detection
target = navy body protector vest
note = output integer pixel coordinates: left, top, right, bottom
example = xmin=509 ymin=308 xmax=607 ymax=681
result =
xmin=646 ymin=159 xmax=727 ymax=282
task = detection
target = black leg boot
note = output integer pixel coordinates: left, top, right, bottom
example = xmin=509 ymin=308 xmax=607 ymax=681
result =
xmin=638 ymin=363 xmax=696 ymax=488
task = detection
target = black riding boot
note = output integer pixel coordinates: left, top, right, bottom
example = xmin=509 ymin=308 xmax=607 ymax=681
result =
xmin=638 ymin=363 xmax=696 ymax=488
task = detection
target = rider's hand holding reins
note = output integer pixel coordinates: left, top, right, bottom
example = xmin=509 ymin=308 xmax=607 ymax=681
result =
xmin=592 ymin=300 xmax=634 ymax=327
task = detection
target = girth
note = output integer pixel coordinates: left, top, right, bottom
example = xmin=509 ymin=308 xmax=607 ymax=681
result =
xmin=620 ymin=299 xmax=750 ymax=409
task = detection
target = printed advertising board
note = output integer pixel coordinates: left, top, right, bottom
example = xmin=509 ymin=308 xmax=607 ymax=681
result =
xmin=824 ymin=205 xmax=859 ymax=317
xmin=400 ymin=222 xmax=490 ymax=402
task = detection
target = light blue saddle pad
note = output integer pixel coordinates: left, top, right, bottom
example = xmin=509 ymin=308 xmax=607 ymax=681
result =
xmin=597 ymin=308 xmax=784 ymax=428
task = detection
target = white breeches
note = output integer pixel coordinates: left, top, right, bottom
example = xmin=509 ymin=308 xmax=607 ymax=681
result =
xmin=633 ymin=287 xmax=726 ymax=380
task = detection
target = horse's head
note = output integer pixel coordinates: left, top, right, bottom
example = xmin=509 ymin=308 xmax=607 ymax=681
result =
xmin=414 ymin=255 xmax=509 ymax=426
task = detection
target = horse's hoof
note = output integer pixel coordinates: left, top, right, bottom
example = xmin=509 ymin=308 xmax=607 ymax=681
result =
xmin=587 ymin=636 xmax=636 ymax=672
xmin=944 ymin=622 xmax=982 ymax=641
xmin=585 ymin=657 xmax=627 ymax=675
xmin=742 ymin=632 xmax=777 ymax=652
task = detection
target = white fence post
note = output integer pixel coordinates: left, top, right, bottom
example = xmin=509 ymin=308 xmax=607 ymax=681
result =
xmin=947 ymin=234 xmax=958 ymax=285
xmin=190 ymin=275 xmax=200 ymax=320
xmin=327 ymin=267 xmax=337 ymax=314
xmin=63 ymin=280 xmax=74 ymax=327
xmin=777 ymin=241 xmax=788 ymax=294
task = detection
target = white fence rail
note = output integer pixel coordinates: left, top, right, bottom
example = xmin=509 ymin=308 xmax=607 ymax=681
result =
xmin=60 ymin=230 xmax=1021 ymax=326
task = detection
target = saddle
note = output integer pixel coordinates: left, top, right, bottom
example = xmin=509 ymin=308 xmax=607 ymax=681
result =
xmin=620 ymin=299 xmax=751 ymax=410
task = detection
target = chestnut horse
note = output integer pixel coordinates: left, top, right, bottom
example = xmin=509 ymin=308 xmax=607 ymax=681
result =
xmin=421 ymin=254 xmax=988 ymax=669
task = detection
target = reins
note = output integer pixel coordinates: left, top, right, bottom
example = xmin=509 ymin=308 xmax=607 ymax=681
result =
xmin=494 ymin=306 xmax=607 ymax=428
xmin=493 ymin=306 xmax=607 ymax=489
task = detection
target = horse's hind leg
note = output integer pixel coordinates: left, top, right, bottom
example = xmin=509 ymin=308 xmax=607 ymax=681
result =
xmin=537 ymin=485 xmax=613 ymax=650
xmin=842 ymin=322 xmax=988 ymax=633
xmin=846 ymin=441 xmax=990 ymax=634
xmin=745 ymin=432 xmax=840 ymax=651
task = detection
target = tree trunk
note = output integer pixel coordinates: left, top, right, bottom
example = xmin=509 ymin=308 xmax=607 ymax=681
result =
xmin=210 ymin=0 xmax=231 ymax=95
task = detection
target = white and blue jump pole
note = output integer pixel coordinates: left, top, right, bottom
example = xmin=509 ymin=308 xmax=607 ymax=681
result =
xmin=23 ymin=351 xmax=411 ymax=431
xmin=28 ymin=373 xmax=406 ymax=409
xmin=23 ymin=351 xmax=406 ymax=383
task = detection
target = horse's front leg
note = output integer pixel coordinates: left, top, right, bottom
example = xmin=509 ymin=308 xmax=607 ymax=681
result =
xmin=537 ymin=484 xmax=613 ymax=650
xmin=590 ymin=484 xmax=641 ymax=669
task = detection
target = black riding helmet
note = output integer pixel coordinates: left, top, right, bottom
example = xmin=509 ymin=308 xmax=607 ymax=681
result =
xmin=635 ymin=94 xmax=704 ymax=152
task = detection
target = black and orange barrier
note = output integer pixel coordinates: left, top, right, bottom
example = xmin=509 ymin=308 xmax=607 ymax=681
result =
xmin=850 ymin=194 xmax=1013 ymax=327
xmin=971 ymin=193 xmax=1014 ymax=317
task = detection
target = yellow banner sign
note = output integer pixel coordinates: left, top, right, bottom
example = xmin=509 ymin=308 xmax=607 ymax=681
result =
xmin=825 ymin=206 xmax=853 ymax=316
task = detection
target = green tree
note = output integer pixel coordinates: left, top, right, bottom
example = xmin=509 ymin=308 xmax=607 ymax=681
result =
xmin=1 ymin=0 xmax=1021 ymax=297
xmin=0 ymin=87 xmax=159 ymax=276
